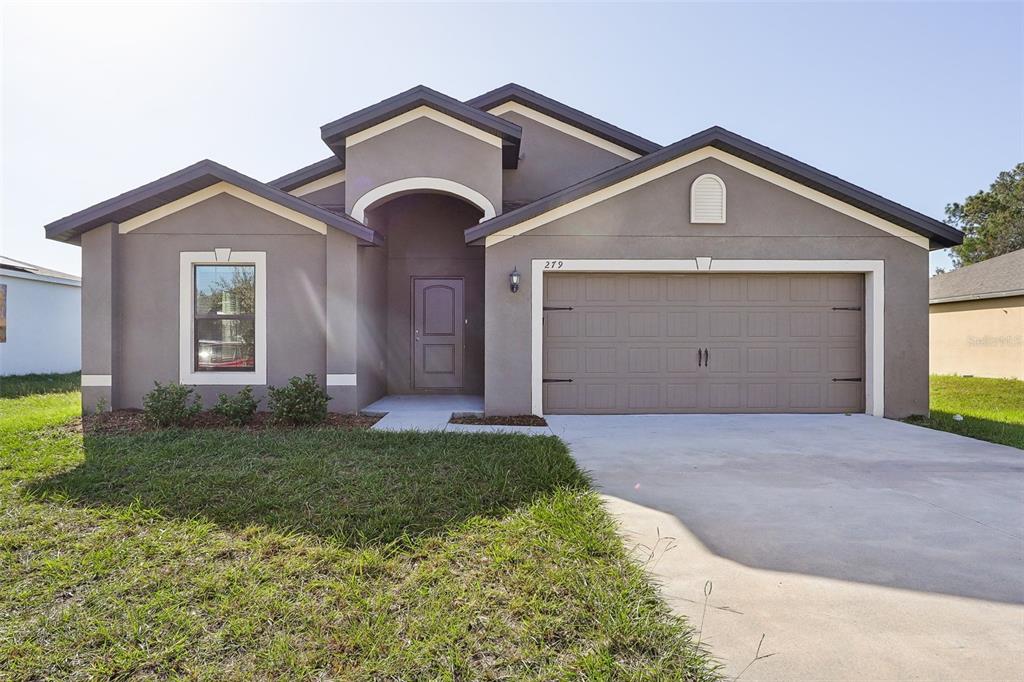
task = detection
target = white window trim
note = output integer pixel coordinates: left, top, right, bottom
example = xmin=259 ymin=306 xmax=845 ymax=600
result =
xmin=486 ymin=101 xmax=641 ymax=161
xmin=485 ymin=147 xmax=929 ymax=249
xmin=531 ymin=258 xmax=884 ymax=418
xmin=690 ymin=173 xmax=727 ymax=224
xmin=179 ymin=251 xmax=267 ymax=386
xmin=350 ymin=177 xmax=497 ymax=224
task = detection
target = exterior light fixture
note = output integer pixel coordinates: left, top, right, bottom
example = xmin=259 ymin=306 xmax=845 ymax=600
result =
xmin=509 ymin=267 xmax=521 ymax=293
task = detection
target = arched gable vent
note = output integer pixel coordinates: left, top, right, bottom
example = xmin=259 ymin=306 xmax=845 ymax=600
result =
xmin=690 ymin=174 xmax=726 ymax=224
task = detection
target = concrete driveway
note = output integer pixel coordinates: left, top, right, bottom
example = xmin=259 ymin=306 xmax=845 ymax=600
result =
xmin=547 ymin=414 xmax=1024 ymax=681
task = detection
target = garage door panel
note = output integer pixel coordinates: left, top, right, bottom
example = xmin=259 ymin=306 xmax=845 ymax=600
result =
xmin=666 ymin=347 xmax=701 ymax=373
xmin=543 ymin=273 xmax=864 ymax=414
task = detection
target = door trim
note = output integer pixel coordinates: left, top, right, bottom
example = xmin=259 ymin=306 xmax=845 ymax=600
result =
xmin=531 ymin=258 xmax=884 ymax=417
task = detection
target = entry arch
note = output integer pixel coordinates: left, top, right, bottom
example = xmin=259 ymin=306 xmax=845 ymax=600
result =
xmin=350 ymin=177 xmax=496 ymax=224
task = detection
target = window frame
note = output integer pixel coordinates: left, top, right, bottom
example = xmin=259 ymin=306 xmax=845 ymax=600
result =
xmin=179 ymin=251 xmax=266 ymax=385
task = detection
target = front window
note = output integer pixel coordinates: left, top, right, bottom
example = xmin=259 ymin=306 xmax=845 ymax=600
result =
xmin=193 ymin=264 xmax=256 ymax=372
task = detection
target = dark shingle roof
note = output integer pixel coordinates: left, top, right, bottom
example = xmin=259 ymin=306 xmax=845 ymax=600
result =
xmin=320 ymin=85 xmax=523 ymax=168
xmin=465 ymin=126 xmax=963 ymax=249
xmin=930 ymin=249 xmax=1024 ymax=303
xmin=465 ymin=83 xmax=661 ymax=156
xmin=268 ymin=156 xmax=344 ymax=192
xmin=44 ymin=160 xmax=381 ymax=246
xmin=0 ymin=255 xmax=80 ymax=283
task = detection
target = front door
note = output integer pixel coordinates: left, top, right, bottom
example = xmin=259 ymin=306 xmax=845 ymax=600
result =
xmin=412 ymin=277 xmax=464 ymax=390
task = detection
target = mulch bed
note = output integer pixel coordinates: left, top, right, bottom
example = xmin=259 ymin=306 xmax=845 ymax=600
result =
xmin=449 ymin=415 xmax=548 ymax=427
xmin=78 ymin=410 xmax=381 ymax=435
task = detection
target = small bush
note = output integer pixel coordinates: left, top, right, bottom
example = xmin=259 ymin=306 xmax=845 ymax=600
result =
xmin=213 ymin=386 xmax=260 ymax=426
xmin=267 ymin=374 xmax=331 ymax=425
xmin=142 ymin=381 xmax=201 ymax=427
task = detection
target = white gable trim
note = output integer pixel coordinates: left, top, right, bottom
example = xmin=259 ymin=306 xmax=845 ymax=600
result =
xmin=346 ymin=105 xmax=502 ymax=150
xmin=290 ymin=170 xmax=346 ymax=197
xmin=487 ymin=101 xmax=641 ymax=161
xmin=350 ymin=177 xmax=496 ymax=224
xmin=484 ymin=147 xmax=930 ymax=249
xmin=118 ymin=181 xmax=328 ymax=235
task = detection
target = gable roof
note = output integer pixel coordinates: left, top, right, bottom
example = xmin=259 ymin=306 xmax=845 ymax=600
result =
xmin=0 ymin=255 xmax=80 ymax=285
xmin=930 ymin=249 xmax=1024 ymax=303
xmin=268 ymin=156 xmax=344 ymax=192
xmin=465 ymin=126 xmax=963 ymax=249
xmin=320 ymin=85 xmax=523 ymax=168
xmin=466 ymin=83 xmax=661 ymax=157
xmin=44 ymin=160 xmax=381 ymax=246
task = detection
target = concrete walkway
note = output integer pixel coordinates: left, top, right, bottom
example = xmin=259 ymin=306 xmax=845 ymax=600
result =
xmin=548 ymin=414 xmax=1024 ymax=681
xmin=366 ymin=394 xmax=552 ymax=435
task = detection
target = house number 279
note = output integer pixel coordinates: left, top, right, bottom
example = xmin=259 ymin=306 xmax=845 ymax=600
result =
xmin=544 ymin=260 xmax=564 ymax=269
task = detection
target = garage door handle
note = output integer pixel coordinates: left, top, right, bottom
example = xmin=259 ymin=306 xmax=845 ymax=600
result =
xmin=697 ymin=348 xmax=703 ymax=367
xmin=704 ymin=348 xmax=709 ymax=367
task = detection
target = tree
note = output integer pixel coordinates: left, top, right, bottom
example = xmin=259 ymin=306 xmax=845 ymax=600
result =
xmin=946 ymin=162 xmax=1024 ymax=268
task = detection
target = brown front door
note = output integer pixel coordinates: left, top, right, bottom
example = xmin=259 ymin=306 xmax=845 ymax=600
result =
xmin=412 ymin=277 xmax=464 ymax=390
xmin=543 ymin=273 xmax=865 ymax=414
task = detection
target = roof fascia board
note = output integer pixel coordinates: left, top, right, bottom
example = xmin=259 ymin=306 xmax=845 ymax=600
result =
xmin=475 ymin=146 xmax=930 ymax=250
xmin=346 ymin=105 xmax=503 ymax=150
xmin=269 ymin=156 xmax=345 ymax=192
xmin=466 ymin=84 xmax=661 ymax=156
xmin=44 ymin=160 xmax=381 ymax=246
xmin=468 ymin=127 xmax=961 ymax=249
xmin=291 ymin=170 xmax=346 ymax=197
xmin=930 ymin=290 xmax=1024 ymax=304
xmin=487 ymin=101 xmax=641 ymax=160
xmin=0 ymin=269 xmax=81 ymax=287
xmin=119 ymin=181 xmax=328 ymax=235
xmin=320 ymin=86 xmax=522 ymax=167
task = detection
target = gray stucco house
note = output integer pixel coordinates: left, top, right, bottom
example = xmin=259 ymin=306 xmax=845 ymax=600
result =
xmin=45 ymin=84 xmax=962 ymax=418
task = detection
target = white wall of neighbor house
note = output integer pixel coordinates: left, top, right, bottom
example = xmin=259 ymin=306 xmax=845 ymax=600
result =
xmin=929 ymin=296 xmax=1024 ymax=380
xmin=0 ymin=274 xmax=81 ymax=376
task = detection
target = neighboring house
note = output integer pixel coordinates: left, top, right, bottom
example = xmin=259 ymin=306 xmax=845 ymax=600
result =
xmin=0 ymin=256 xmax=81 ymax=376
xmin=44 ymin=83 xmax=962 ymax=417
xmin=929 ymin=249 xmax=1024 ymax=380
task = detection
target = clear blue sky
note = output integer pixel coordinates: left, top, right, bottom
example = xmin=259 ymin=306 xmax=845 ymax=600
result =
xmin=3 ymin=2 xmax=1021 ymax=276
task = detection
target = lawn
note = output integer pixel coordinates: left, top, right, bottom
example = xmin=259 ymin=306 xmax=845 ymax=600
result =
xmin=0 ymin=371 xmax=80 ymax=399
xmin=906 ymin=375 xmax=1024 ymax=449
xmin=0 ymin=389 xmax=718 ymax=680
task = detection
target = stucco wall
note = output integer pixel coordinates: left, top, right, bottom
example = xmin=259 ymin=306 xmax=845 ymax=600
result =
xmin=345 ymin=117 xmax=502 ymax=219
xmin=366 ymin=193 xmax=485 ymax=395
xmin=357 ymin=244 xmax=387 ymax=408
xmin=109 ymin=192 xmax=358 ymax=410
xmin=483 ymin=156 xmax=930 ymax=419
xmin=495 ymin=110 xmax=632 ymax=205
xmin=0 ymin=275 xmax=81 ymax=376
xmin=930 ymin=296 xmax=1024 ymax=380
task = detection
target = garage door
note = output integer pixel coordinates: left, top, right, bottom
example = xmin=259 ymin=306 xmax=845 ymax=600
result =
xmin=542 ymin=273 xmax=865 ymax=414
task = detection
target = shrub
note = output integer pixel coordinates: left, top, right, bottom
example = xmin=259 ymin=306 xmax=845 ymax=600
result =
xmin=267 ymin=374 xmax=331 ymax=425
xmin=213 ymin=386 xmax=260 ymax=426
xmin=142 ymin=381 xmax=201 ymax=427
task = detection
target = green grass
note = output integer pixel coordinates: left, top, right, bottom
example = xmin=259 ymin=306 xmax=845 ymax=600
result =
xmin=0 ymin=391 xmax=718 ymax=681
xmin=0 ymin=371 xmax=80 ymax=399
xmin=906 ymin=375 xmax=1024 ymax=449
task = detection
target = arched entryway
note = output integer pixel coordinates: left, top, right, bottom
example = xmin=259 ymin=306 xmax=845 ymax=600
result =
xmin=362 ymin=191 xmax=485 ymax=395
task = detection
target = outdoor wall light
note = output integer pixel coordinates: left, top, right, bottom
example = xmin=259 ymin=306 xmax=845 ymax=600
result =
xmin=509 ymin=267 xmax=521 ymax=293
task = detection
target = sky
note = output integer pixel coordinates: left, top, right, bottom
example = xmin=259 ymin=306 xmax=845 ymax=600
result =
xmin=2 ymin=2 xmax=1022 ymax=277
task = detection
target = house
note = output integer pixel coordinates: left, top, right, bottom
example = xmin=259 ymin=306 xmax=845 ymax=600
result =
xmin=44 ymin=84 xmax=962 ymax=417
xmin=0 ymin=256 xmax=81 ymax=376
xmin=929 ymin=249 xmax=1023 ymax=380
